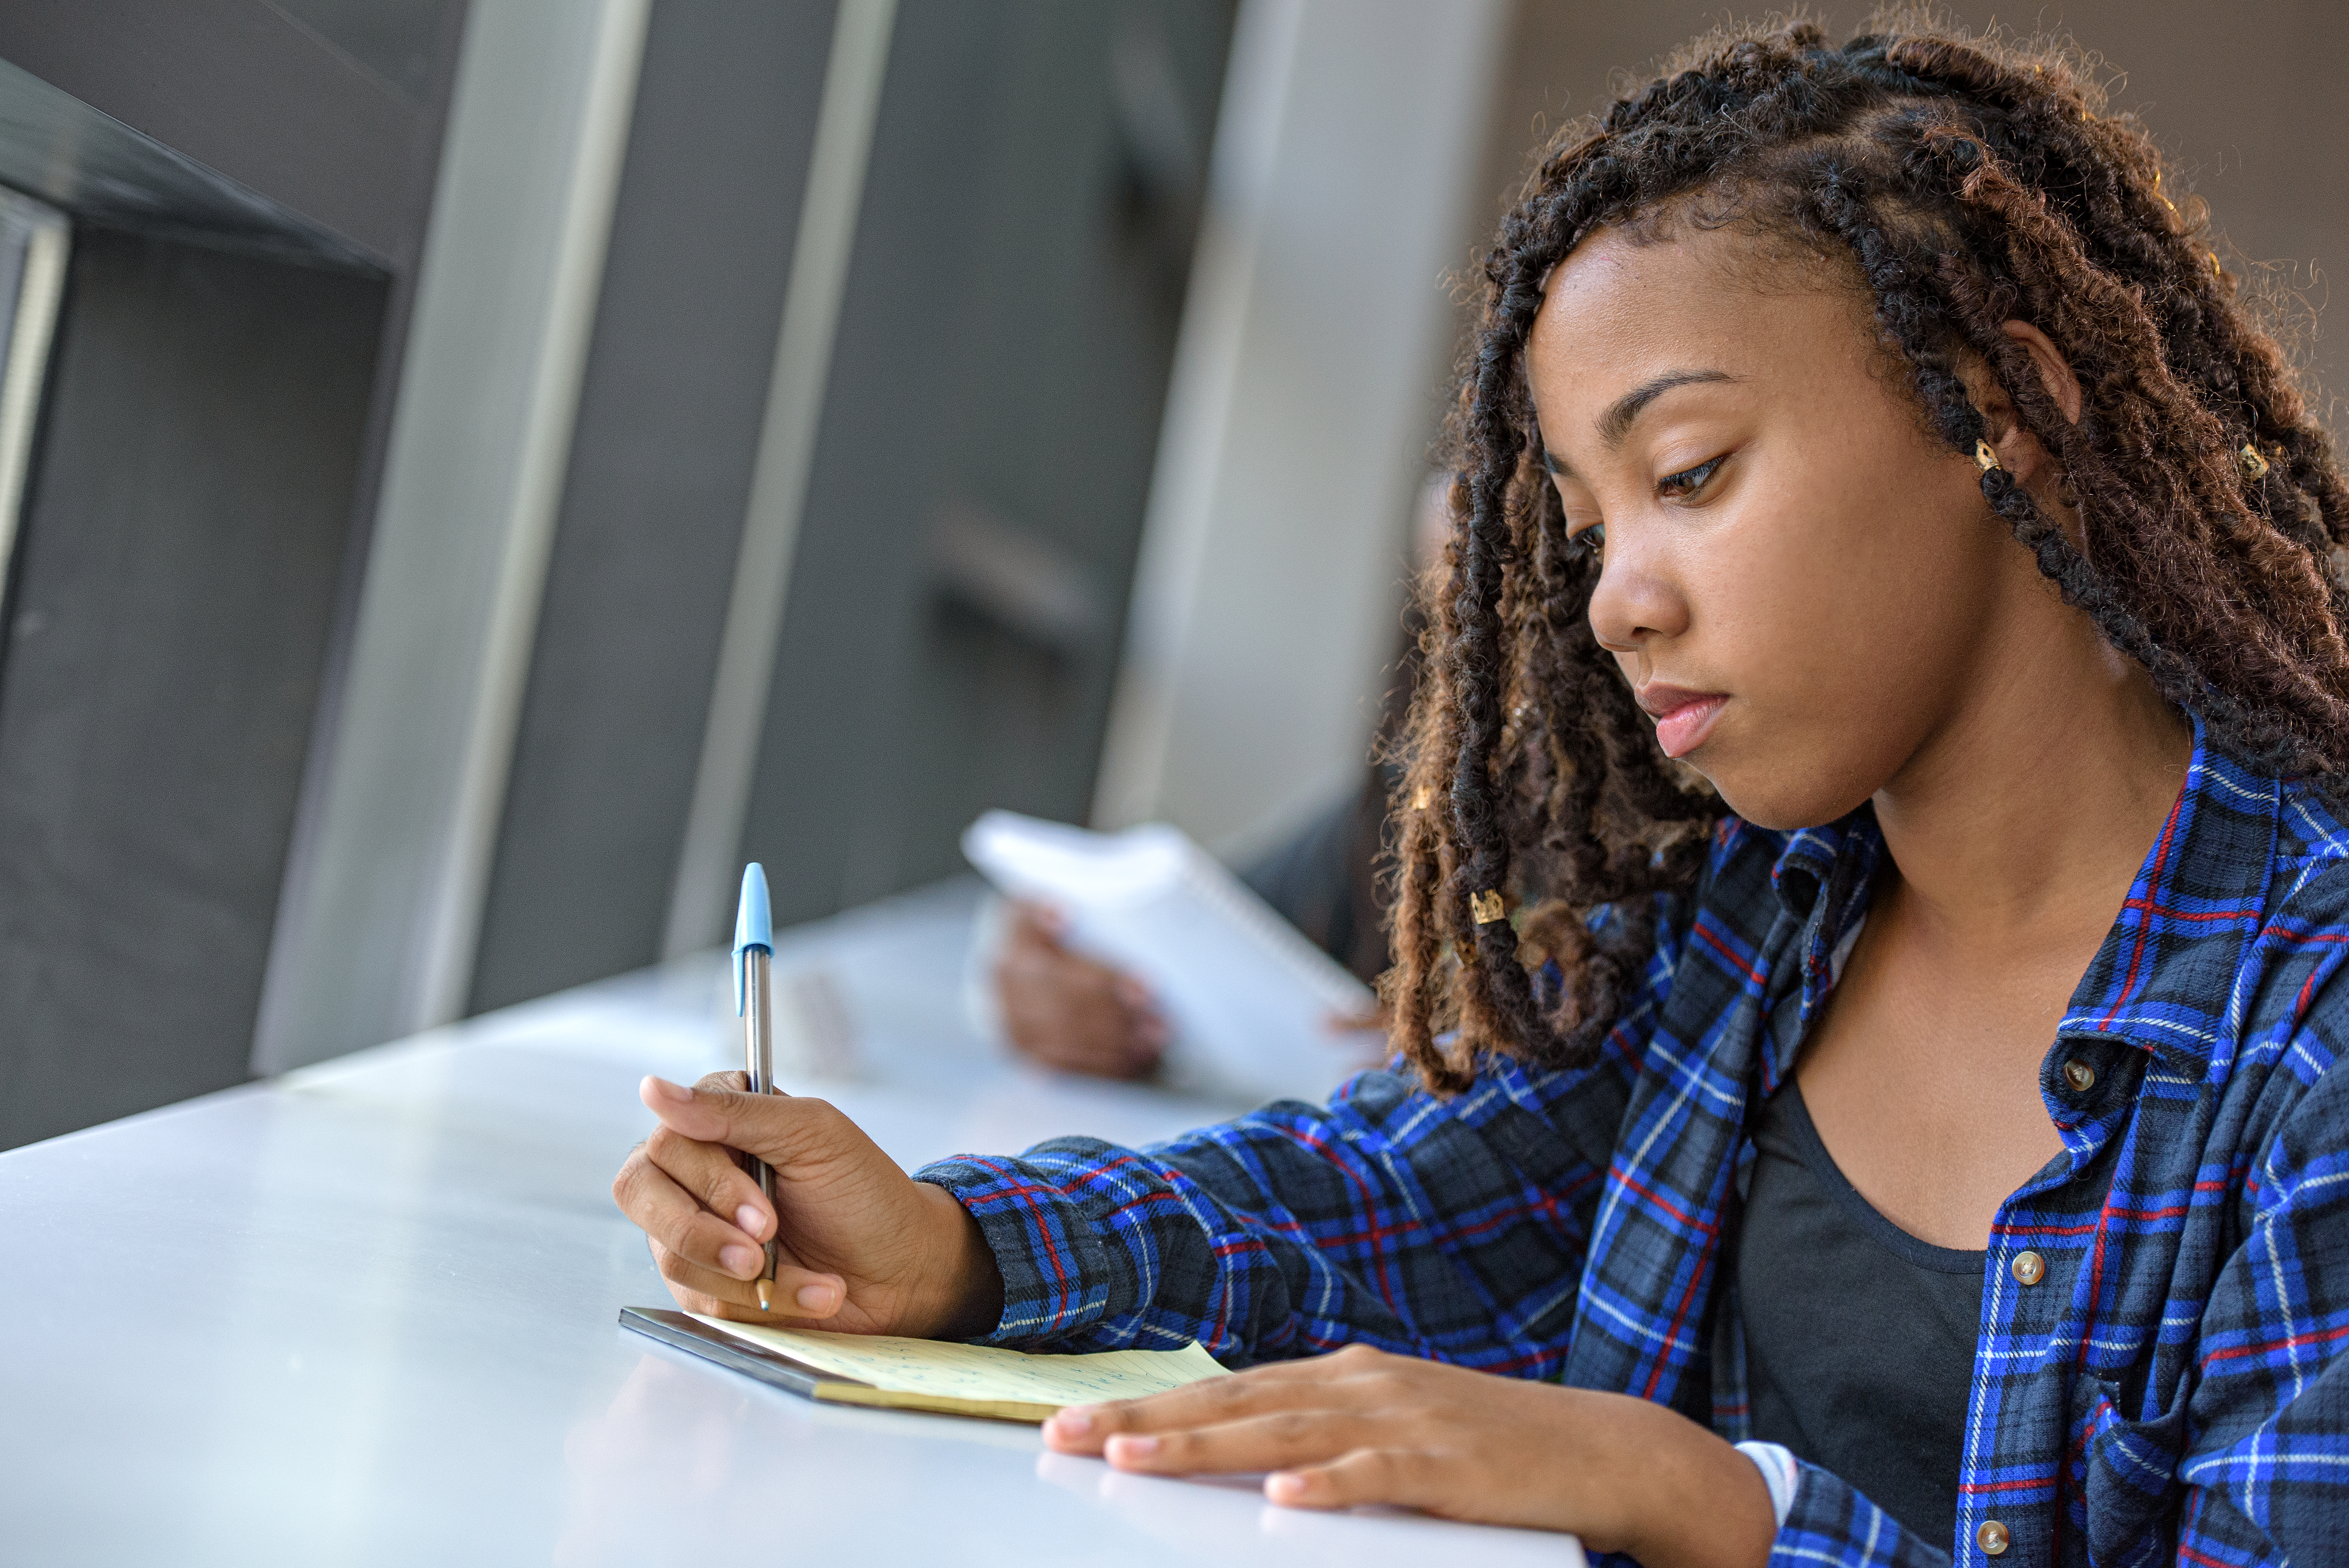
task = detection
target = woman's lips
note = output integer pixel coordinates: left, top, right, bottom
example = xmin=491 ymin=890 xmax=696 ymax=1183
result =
xmin=1638 ymin=687 xmax=1729 ymax=759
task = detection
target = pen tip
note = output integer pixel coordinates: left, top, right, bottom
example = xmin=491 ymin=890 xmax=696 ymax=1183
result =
xmin=756 ymin=1278 xmax=775 ymax=1312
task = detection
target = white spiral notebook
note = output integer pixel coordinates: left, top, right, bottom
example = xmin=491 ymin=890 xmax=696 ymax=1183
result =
xmin=961 ymin=810 xmax=1385 ymax=1105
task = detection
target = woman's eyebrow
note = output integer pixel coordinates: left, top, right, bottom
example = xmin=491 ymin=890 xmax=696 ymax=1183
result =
xmin=1598 ymin=369 xmax=1738 ymax=446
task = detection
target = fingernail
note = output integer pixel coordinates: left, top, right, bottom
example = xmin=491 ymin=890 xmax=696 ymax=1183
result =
xmin=1107 ymin=1434 xmax=1158 ymax=1460
xmin=1053 ymin=1407 xmax=1095 ymax=1435
xmin=719 ymin=1245 xmax=758 ymax=1276
xmin=1267 ymin=1472 xmax=1306 ymax=1502
xmin=795 ymin=1283 xmax=836 ymax=1312
xmin=645 ymin=1076 xmax=691 ymax=1103
xmin=735 ymin=1203 xmax=766 ymax=1237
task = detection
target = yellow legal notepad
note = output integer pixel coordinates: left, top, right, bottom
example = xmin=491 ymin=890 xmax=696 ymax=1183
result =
xmin=618 ymin=1306 xmax=1228 ymax=1422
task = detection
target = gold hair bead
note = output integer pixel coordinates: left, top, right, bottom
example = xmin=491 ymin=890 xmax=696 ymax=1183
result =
xmin=2240 ymin=444 xmax=2271 ymax=482
xmin=1470 ymin=889 xmax=1507 ymax=924
xmin=1411 ymin=785 xmax=1434 ymax=811
xmin=1975 ymin=439 xmax=2001 ymax=473
xmin=2211 ymin=251 xmax=2224 ymax=278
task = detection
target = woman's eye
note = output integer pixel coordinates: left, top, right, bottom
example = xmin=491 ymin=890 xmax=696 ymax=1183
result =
xmin=1657 ymin=454 xmax=1726 ymax=501
xmin=1569 ymin=521 xmax=1607 ymax=557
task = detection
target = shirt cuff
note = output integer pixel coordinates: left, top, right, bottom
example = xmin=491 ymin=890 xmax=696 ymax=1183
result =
xmin=914 ymin=1151 xmax=1128 ymax=1342
xmin=1735 ymin=1440 xmax=1799 ymax=1528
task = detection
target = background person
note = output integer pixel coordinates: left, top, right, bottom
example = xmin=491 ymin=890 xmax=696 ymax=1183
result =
xmin=989 ymin=479 xmax=1448 ymax=1081
xmin=987 ymin=773 xmax=1395 ymax=1079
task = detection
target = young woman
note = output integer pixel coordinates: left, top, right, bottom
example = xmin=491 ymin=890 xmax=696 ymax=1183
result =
xmin=612 ymin=18 xmax=2349 ymax=1565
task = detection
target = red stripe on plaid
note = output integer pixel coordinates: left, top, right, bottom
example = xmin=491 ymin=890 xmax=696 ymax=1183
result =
xmin=2200 ymin=1318 xmax=2349 ymax=1365
xmin=2105 ymin=781 xmax=2189 ymax=1025
xmin=1957 ymin=1472 xmax=2059 ymax=1495
xmin=1691 ymin=918 xmax=1767 ymax=988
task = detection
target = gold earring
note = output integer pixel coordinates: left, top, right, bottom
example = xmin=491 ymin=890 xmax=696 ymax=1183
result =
xmin=1975 ymin=439 xmax=2002 ymax=473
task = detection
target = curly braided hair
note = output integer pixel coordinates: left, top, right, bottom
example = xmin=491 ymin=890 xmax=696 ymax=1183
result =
xmin=1384 ymin=12 xmax=2347 ymax=1093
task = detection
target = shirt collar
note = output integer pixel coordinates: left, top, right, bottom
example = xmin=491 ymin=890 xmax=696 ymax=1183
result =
xmin=2055 ymin=715 xmax=2279 ymax=1074
xmin=1756 ymin=807 xmax=1880 ymax=1093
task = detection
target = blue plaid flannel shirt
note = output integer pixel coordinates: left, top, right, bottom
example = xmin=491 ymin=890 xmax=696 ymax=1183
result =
xmin=920 ymin=720 xmax=2349 ymax=1565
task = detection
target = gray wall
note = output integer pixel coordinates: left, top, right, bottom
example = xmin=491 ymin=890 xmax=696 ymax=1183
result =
xmin=0 ymin=234 xmax=385 ymax=1148
xmin=0 ymin=1 xmax=462 ymax=1149
xmin=471 ymin=0 xmax=1236 ymax=983
xmin=247 ymin=0 xmax=652 ymax=1071
xmin=0 ymin=0 xmax=459 ymax=264
xmin=741 ymin=0 xmax=1235 ymax=930
xmin=468 ymin=0 xmax=837 ymax=1012
xmin=1088 ymin=0 xmax=1509 ymax=855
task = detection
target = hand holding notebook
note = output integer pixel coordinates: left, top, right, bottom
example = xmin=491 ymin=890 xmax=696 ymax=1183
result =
xmin=962 ymin=810 xmax=1385 ymax=1104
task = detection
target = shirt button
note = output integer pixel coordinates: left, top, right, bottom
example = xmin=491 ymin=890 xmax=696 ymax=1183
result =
xmin=2011 ymin=1250 xmax=2046 ymax=1286
xmin=1977 ymin=1519 xmax=2012 ymax=1555
xmin=2062 ymin=1058 xmax=2096 ymax=1092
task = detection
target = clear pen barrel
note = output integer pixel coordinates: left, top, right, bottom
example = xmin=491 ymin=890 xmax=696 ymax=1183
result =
xmin=744 ymin=949 xmax=774 ymax=1095
xmin=741 ymin=949 xmax=779 ymax=1289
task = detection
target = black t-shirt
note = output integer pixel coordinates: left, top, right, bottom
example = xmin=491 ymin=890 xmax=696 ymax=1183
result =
xmin=1739 ymin=1081 xmax=1986 ymax=1550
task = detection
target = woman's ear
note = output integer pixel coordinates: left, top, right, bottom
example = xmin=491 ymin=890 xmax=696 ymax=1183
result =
xmin=1953 ymin=321 xmax=2082 ymax=500
xmin=2000 ymin=320 xmax=2083 ymax=425
xmin=1950 ymin=323 xmax=2090 ymax=548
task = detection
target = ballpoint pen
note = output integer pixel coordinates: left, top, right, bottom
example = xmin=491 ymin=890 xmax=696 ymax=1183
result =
xmin=733 ymin=862 xmax=779 ymax=1312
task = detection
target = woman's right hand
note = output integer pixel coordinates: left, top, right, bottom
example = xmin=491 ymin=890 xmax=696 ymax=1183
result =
xmin=610 ymin=1072 xmax=1004 ymax=1338
xmin=993 ymin=901 xmax=1167 ymax=1079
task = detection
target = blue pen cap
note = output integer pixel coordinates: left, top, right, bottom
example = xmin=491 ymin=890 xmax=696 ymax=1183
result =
xmin=732 ymin=862 xmax=773 ymax=1016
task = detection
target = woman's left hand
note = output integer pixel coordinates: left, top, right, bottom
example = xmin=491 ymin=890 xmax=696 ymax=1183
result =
xmin=1041 ymin=1343 xmax=1774 ymax=1568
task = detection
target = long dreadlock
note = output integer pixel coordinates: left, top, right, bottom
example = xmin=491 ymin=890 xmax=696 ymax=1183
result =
xmin=1385 ymin=12 xmax=2347 ymax=1092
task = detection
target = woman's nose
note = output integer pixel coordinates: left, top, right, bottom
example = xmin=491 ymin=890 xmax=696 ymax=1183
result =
xmin=1584 ymin=533 xmax=1689 ymax=651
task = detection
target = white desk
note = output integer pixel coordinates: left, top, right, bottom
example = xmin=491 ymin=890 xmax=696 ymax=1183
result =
xmin=0 ymin=880 xmax=1583 ymax=1567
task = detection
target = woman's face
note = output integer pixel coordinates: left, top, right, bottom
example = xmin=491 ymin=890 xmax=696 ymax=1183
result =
xmin=1525 ymin=223 xmax=2028 ymax=830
